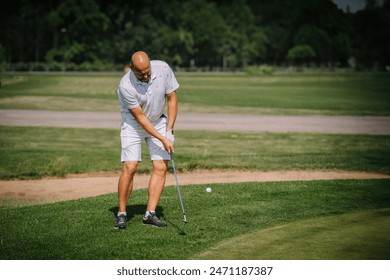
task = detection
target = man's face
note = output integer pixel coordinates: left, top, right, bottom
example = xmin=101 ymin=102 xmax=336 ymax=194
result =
xmin=131 ymin=63 xmax=151 ymax=83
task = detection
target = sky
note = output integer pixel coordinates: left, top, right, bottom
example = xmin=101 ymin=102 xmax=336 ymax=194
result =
xmin=331 ymin=0 xmax=366 ymax=12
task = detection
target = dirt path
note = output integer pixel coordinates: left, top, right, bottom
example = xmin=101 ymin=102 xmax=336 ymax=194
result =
xmin=1 ymin=170 xmax=389 ymax=204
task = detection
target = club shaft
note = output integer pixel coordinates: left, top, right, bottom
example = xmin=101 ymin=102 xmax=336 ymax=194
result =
xmin=171 ymin=155 xmax=187 ymax=222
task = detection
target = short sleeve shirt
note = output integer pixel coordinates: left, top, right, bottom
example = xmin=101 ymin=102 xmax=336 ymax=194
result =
xmin=117 ymin=60 xmax=179 ymax=122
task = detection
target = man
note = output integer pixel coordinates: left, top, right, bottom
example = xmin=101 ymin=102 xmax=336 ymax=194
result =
xmin=115 ymin=51 xmax=179 ymax=229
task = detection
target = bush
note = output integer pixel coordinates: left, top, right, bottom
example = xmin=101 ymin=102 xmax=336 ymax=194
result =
xmin=244 ymin=65 xmax=274 ymax=75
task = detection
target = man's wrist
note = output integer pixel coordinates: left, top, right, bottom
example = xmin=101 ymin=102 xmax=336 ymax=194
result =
xmin=166 ymin=129 xmax=175 ymax=143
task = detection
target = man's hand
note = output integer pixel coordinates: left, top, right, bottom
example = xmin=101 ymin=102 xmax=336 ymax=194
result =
xmin=162 ymin=138 xmax=174 ymax=154
xmin=129 ymin=106 xmax=175 ymax=155
xmin=166 ymin=129 xmax=175 ymax=143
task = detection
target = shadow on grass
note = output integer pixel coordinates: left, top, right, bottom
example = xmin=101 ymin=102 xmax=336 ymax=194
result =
xmin=165 ymin=217 xmax=187 ymax=236
xmin=108 ymin=205 xmax=187 ymax=236
xmin=109 ymin=204 xmax=164 ymax=221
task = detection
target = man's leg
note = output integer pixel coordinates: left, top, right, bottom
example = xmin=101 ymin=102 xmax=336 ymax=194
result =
xmin=118 ymin=161 xmax=138 ymax=212
xmin=146 ymin=160 xmax=168 ymax=211
xmin=143 ymin=117 xmax=170 ymax=226
xmin=143 ymin=160 xmax=168 ymax=227
xmin=115 ymin=161 xmax=138 ymax=229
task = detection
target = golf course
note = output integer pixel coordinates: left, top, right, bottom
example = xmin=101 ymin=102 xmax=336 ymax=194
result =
xmin=0 ymin=72 xmax=390 ymax=260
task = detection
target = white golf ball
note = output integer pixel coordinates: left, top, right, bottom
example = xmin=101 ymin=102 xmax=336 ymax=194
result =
xmin=206 ymin=187 xmax=212 ymax=193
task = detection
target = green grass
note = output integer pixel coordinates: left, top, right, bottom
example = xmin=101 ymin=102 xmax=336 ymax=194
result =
xmin=1 ymin=126 xmax=390 ymax=179
xmin=0 ymin=126 xmax=121 ymax=179
xmin=1 ymin=72 xmax=390 ymax=261
xmin=1 ymin=73 xmax=390 ymax=115
xmin=178 ymin=73 xmax=390 ymax=115
xmin=193 ymin=208 xmax=390 ymax=260
xmin=0 ymin=74 xmax=120 ymax=111
xmin=1 ymin=179 xmax=389 ymax=260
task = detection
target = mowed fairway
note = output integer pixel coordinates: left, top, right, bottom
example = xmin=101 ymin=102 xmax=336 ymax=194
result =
xmin=178 ymin=73 xmax=390 ymax=115
xmin=1 ymin=180 xmax=390 ymax=260
xmin=1 ymin=73 xmax=390 ymax=115
xmin=1 ymin=72 xmax=390 ymax=260
xmin=193 ymin=208 xmax=390 ymax=260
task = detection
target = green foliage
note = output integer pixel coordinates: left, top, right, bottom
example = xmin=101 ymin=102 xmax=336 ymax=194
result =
xmin=352 ymin=4 xmax=390 ymax=69
xmin=294 ymin=26 xmax=333 ymax=64
xmin=244 ymin=65 xmax=274 ymax=75
xmin=1 ymin=0 xmax=388 ymax=70
xmin=1 ymin=179 xmax=389 ymax=259
xmin=0 ymin=44 xmax=5 ymax=73
xmin=287 ymin=45 xmax=316 ymax=65
xmin=44 ymin=0 xmax=110 ymax=65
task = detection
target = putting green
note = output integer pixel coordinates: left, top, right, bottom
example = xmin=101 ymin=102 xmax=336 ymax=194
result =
xmin=192 ymin=208 xmax=390 ymax=260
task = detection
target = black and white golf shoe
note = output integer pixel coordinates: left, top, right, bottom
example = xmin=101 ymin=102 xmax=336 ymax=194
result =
xmin=143 ymin=213 xmax=167 ymax=228
xmin=114 ymin=214 xmax=127 ymax=229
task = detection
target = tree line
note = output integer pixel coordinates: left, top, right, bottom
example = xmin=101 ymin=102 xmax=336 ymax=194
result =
xmin=1 ymin=0 xmax=389 ymax=72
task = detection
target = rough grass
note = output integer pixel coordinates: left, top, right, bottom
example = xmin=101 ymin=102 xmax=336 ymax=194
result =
xmin=1 ymin=126 xmax=390 ymax=179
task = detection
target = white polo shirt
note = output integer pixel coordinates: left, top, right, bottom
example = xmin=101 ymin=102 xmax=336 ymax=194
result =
xmin=117 ymin=60 xmax=179 ymax=122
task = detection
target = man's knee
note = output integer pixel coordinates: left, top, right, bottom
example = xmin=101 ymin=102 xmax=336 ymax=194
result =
xmin=122 ymin=161 xmax=138 ymax=176
xmin=152 ymin=160 xmax=168 ymax=174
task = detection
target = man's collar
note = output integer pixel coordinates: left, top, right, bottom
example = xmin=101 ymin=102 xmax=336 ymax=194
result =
xmin=131 ymin=71 xmax=157 ymax=86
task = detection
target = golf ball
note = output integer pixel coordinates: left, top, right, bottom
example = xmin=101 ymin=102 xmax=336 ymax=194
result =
xmin=206 ymin=187 xmax=212 ymax=193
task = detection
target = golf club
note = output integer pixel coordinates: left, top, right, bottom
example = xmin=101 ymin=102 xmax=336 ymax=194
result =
xmin=170 ymin=153 xmax=187 ymax=223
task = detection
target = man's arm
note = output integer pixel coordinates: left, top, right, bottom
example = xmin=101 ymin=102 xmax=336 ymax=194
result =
xmin=129 ymin=106 xmax=174 ymax=154
xmin=166 ymin=91 xmax=178 ymax=131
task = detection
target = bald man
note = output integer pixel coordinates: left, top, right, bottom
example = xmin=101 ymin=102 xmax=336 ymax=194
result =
xmin=115 ymin=51 xmax=179 ymax=229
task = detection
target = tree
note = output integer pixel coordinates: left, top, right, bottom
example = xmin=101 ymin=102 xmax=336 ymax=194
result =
xmin=0 ymin=44 xmax=5 ymax=87
xmin=351 ymin=3 xmax=390 ymax=69
xmin=0 ymin=0 xmax=388 ymax=70
xmin=287 ymin=44 xmax=316 ymax=65
xmin=45 ymin=0 xmax=110 ymax=67
xmin=218 ymin=0 xmax=268 ymax=68
xmin=294 ymin=26 xmax=332 ymax=66
xmin=180 ymin=0 xmax=229 ymax=68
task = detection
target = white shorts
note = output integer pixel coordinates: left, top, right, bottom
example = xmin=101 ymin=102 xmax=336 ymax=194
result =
xmin=120 ymin=115 xmax=171 ymax=162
